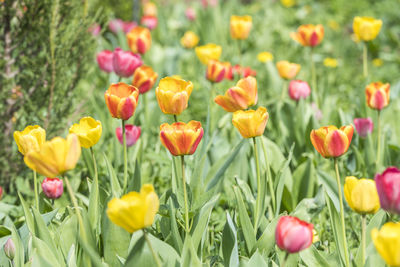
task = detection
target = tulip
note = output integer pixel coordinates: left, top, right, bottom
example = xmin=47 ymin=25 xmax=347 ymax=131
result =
xmin=291 ymin=24 xmax=324 ymax=47
xmin=195 ymin=43 xmax=222 ymax=65
xmin=232 ymin=107 xmax=268 ymax=139
xmin=371 ymin=222 xmax=400 ymax=267
xmin=4 ymin=238 xmax=15 ymax=260
xmin=311 ymin=102 xmax=322 ymax=121
xmin=365 ymin=82 xmax=390 ymax=111
xmin=353 ymin=16 xmax=382 ymax=42
xmin=127 ymin=26 xmax=152 ymax=55
xmin=201 ymin=0 xmax=218 ymax=8
xmin=112 ymin=48 xmax=142 ymax=78
xmin=373 ymin=58 xmax=383 ymax=67
xmin=323 ymin=58 xmax=338 ymax=68
xmin=0 ymin=186 xmax=3 ymax=200
xmin=123 ymin=21 xmax=138 ymax=33
xmin=41 ymin=177 xmax=64 ymax=199
xmin=310 ymin=125 xmax=354 ymax=158
xmin=132 ymin=65 xmax=158 ymax=94
xmin=276 ymin=61 xmax=301 ymax=80
xmin=104 ymin=82 xmax=140 ymax=120
xmin=233 ymin=64 xmax=257 ymax=78
xmin=181 ymin=31 xmax=200 ymax=49
xmin=23 ymin=134 xmax=81 ymax=177
xmin=275 ymin=216 xmax=313 ymax=253
xmin=69 ymin=116 xmax=102 ymax=148
xmin=288 ymin=80 xmax=311 ymax=101
xmin=107 ymin=184 xmax=159 ymax=233
xmin=206 ymin=60 xmax=226 ymax=83
xmin=143 ymin=2 xmax=157 ymax=16
xmin=141 ymin=15 xmax=157 ymax=30
xmin=257 ymin=52 xmax=273 ymax=63
xmin=230 ymin=15 xmax=252 ymax=40
xmin=155 ymin=77 xmax=193 ymax=115
xmin=159 ymin=121 xmax=203 ymax=156
xmin=109 ymin=19 xmax=124 ymax=33
xmin=280 ymin=0 xmax=296 ymax=7
xmin=344 ymin=176 xmax=380 ymax=214
xmin=215 ymin=76 xmax=257 ymax=112
xmin=116 ymin=125 xmax=141 ymax=147
xmin=185 ymin=7 xmax=196 ymax=21
xmin=353 ymin=118 xmax=373 ymax=138
xmin=14 ymin=125 xmax=46 ymax=155
xmin=96 ymin=50 xmax=114 ymax=73
xmin=375 ymin=167 xmax=400 ymax=215
xmin=222 ymin=62 xmax=233 ymax=80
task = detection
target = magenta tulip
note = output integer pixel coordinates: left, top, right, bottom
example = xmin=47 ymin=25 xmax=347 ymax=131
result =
xmin=288 ymin=80 xmax=311 ymax=101
xmin=375 ymin=167 xmax=400 ymax=214
xmin=112 ymin=48 xmax=142 ymax=78
xmin=96 ymin=50 xmax=114 ymax=73
xmin=116 ymin=125 xmax=141 ymax=147
xmin=41 ymin=178 xmax=63 ymax=199
xmin=0 ymin=186 xmax=3 ymax=200
xmin=354 ymin=118 xmax=374 ymax=138
xmin=275 ymin=216 xmax=313 ymax=253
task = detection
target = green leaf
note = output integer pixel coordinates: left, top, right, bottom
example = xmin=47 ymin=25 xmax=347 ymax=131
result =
xmin=10 ymin=224 xmax=24 ymax=267
xmin=255 ymin=215 xmax=281 ymax=255
xmin=88 ymin=174 xmax=100 ymax=234
xmin=300 ymin=246 xmax=331 ymax=267
xmin=181 ymin=235 xmax=202 ymax=267
xmin=103 ymin=153 xmax=122 ymax=197
xmin=31 ymin=236 xmax=63 ymax=267
xmin=18 ymin=193 xmax=35 ymax=235
xmin=247 ymin=250 xmax=268 ymax=267
xmin=292 ymin=158 xmax=316 ymax=203
xmin=78 ymin=236 xmax=108 ymax=267
xmin=222 ymin=212 xmax=239 ymax=267
xmin=275 ymin=144 xmax=294 ymax=216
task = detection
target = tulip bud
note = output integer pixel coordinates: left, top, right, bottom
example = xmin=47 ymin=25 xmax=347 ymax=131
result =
xmin=4 ymin=238 xmax=15 ymax=260
xmin=141 ymin=15 xmax=157 ymax=30
xmin=365 ymin=82 xmax=390 ymax=111
xmin=276 ymin=61 xmax=301 ymax=80
xmin=41 ymin=178 xmax=63 ymax=199
xmin=310 ymin=125 xmax=354 ymax=158
xmin=353 ymin=118 xmax=373 ymax=138
xmin=104 ymin=82 xmax=140 ymax=120
xmin=185 ymin=7 xmax=196 ymax=21
xmin=288 ymin=80 xmax=311 ymax=101
xmin=375 ymin=167 xmax=400 ymax=215
xmin=230 ymin=15 xmax=252 ymax=40
xmin=232 ymin=107 xmax=268 ymax=138
xmin=291 ymin=24 xmax=324 ymax=47
xmin=112 ymin=48 xmax=142 ymax=78
xmin=233 ymin=65 xmax=257 ymax=78
xmin=181 ymin=31 xmax=200 ymax=49
xmin=97 ymin=50 xmax=114 ymax=73
xmin=275 ymin=216 xmax=313 ymax=253
xmin=344 ymin=176 xmax=380 ymax=214
xmin=116 ymin=125 xmax=141 ymax=147
xmin=127 ymin=26 xmax=152 ymax=55
xmin=353 ymin=16 xmax=382 ymax=42
xmin=143 ymin=2 xmax=157 ymax=16
xmin=206 ymin=60 xmax=226 ymax=83
xmin=222 ymin=62 xmax=233 ymax=80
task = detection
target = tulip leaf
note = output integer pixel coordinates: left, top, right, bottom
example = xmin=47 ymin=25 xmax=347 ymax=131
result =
xmin=318 ymin=170 xmax=340 ymax=212
xmin=78 ymin=236 xmax=108 ymax=267
xmin=254 ymin=215 xmax=282 ymax=255
xmin=88 ymin=174 xmax=100 ymax=234
xmin=103 ymin=153 xmax=122 ymax=197
xmin=181 ymin=235 xmax=202 ymax=267
xmin=222 ymin=212 xmax=239 ymax=267
xmin=18 ymin=192 xmax=35 ymax=235
xmin=31 ymin=236 xmax=63 ymax=267
xmin=300 ymin=246 xmax=331 ymax=267
xmin=292 ymin=158 xmax=316 ymax=203
xmin=10 ymin=224 xmax=24 ymax=267
xmin=246 ymin=250 xmax=268 ymax=267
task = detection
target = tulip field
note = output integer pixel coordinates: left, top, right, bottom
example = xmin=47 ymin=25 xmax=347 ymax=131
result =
xmin=2 ymin=0 xmax=400 ymax=266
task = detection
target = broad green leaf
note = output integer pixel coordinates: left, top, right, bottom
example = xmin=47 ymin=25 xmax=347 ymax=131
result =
xmin=222 ymin=212 xmax=239 ymax=267
xmin=255 ymin=215 xmax=281 ymax=255
xmin=18 ymin=193 xmax=35 ymax=235
xmin=275 ymin=144 xmax=294 ymax=216
xmin=103 ymin=153 xmax=122 ymax=198
xmin=31 ymin=236 xmax=63 ymax=267
xmin=181 ymin=235 xmax=202 ymax=267
xmin=300 ymin=246 xmax=330 ymax=267
xmin=11 ymin=225 xmax=24 ymax=267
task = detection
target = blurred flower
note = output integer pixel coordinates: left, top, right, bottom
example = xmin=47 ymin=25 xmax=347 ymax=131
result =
xmin=310 ymin=125 xmax=354 ymax=158
xmin=104 ymin=82 xmax=140 ymax=120
xmin=160 ymin=121 xmax=203 ymax=156
xmin=24 ymin=134 xmax=81 ymax=177
xmin=365 ymin=82 xmax=390 ymax=110
xmin=375 ymin=167 xmax=400 ymax=215
xmin=41 ymin=177 xmax=63 ymax=199
xmin=288 ymin=80 xmax=311 ymax=101
xmin=372 ymin=222 xmax=400 ymax=266
xmin=132 ymin=65 xmax=158 ymax=94
xmin=112 ymin=48 xmax=143 ymax=77
xmin=123 ymin=21 xmax=138 ymax=33
xmin=291 ymin=24 xmax=324 ymax=47
xmin=257 ymin=52 xmax=273 ymax=63
xmin=222 ymin=62 xmax=233 ymax=80
xmin=206 ymin=60 xmax=226 ymax=83
xmin=323 ymin=58 xmax=338 ymax=68
xmin=180 ymin=31 xmax=199 ymax=49
xmin=232 ymin=107 xmax=268 ymax=138
xmin=127 ymin=26 xmax=152 ymax=55
xmin=275 ymin=216 xmax=313 ymax=253
xmin=215 ymin=76 xmax=258 ymax=112
xmin=185 ymin=7 xmax=196 ymax=21
xmin=88 ymin=23 xmax=101 ymax=36
xmin=143 ymin=2 xmax=157 ymax=16
xmin=97 ymin=50 xmax=114 ymax=73
xmin=14 ymin=125 xmax=46 ymax=155
xmin=280 ymin=0 xmax=296 ymax=7
xmin=141 ymin=15 xmax=158 ymax=30
xmin=4 ymin=238 xmax=15 ymax=260
xmin=344 ymin=176 xmax=380 ymax=214
xmin=230 ymin=15 xmax=252 ymax=40
xmin=0 ymin=186 xmax=2 ymax=200
xmin=69 ymin=116 xmax=102 ymax=148
xmin=201 ymin=0 xmax=218 ymax=8
xmin=353 ymin=16 xmax=382 ymax=42
xmin=156 ymin=77 xmax=193 ymax=115
xmin=328 ymin=20 xmax=340 ymax=31
xmin=276 ymin=60 xmax=300 ymax=80
xmin=116 ymin=125 xmax=141 ymax=147
xmin=353 ymin=118 xmax=373 ymax=138
xmin=311 ymin=102 xmax=322 ymax=121
xmin=233 ymin=64 xmax=257 ymax=78
xmin=373 ymin=58 xmax=383 ymax=67
xmin=107 ymin=184 xmax=159 ymax=233
xmin=312 ymin=229 xmax=319 ymax=243
xmin=109 ymin=19 xmax=124 ymax=33
xmin=195 ymin=43 xmax=222 ymax=65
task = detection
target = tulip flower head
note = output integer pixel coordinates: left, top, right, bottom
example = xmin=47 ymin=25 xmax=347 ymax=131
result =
xmin=230 ymin=15 xmax=252 ymax=40
xmin=215 ymin=76 xmax=258 ymax=112
xmin=116 ymin=125 xmax=141 ymax=147
xmin=69 ymin=117 xmax=102 ymax=148
xmin=141 ymin=15 xmax=158 ymax=30
xmin=372 ymin=222 xmax=400 ymax=267
xmin=222 ymin=62 xmax=233 ymax=80
xmin=132 ymin=65 xmax=158 ymax=94
xmin=375 ymin=167 xmax=400 ymax=215
xmin=127 ymin=26 xmax=152 ymax=55
xmin=4 ymin=238 xmax=15 ymax=260
xmin=107 ymin=184 xmax=159 ymax=233
xmin=206 ymin=60 xmax=226 ymax=83
xmin=257 ymin=52 xmax=273 ymax=63
xmin=180 ymin=31 xmax=200 ymax=49
xmin=344 ymin=176 xmax=380 ymax=214
xmin=275 ymin=216 xmax=313 ymax=253
xmin=310 ymin=125 xmax=354 ymax=158
xmin=41 ymin=177 xmax=64 ymax=199
xmin=233 ymin=64 xmax=257 ymax=78
xmin=288 ymin=80 xmax=311 ymax=101
xmin=353 ymin=118 xmax=373 ymax=138
xmin=195 ymin=43 xmax=222 ymax=65
xmin=104 ymin=83 xmax=140 ymax=120
xmin=280 ymin=0 xmax=296 ymax=7
xmin=353 ymin=16 xmax=382 ymax=42
xmin=14 ymin=125 xmax=46 ymax=155
xmin=0 ymin=186 xmax=3 ymax=200
xmin=291 ymin=24 xmax=324 ymax=47
xmin=156 ymin=77 xmax=193 ymax=115
xmin=108 ymin=19 xmax=124 ymax=33
xmin=365 ymin=82 xmax=390 ymax=111
xmin=143 ymin=2 xmax=157 ymax=16
xmin=97 ymin=50 xmax=114 ymax=73
xmin=185 ymin=7 xmax=196 ymax=21
xmin=160 ymin=121 xmax=203 ymax=156
xmin=123 ymin=21 xmax=138 ymax=33
xmin=232 ymin=107 xmax=268 ymax=138
xmin=276 ymin=61 xmax=301 ymax=80
xmin=323 ymin=58 xmax=338 ymax=68
xmin=112 ymin=48 xmax=143 ymax=78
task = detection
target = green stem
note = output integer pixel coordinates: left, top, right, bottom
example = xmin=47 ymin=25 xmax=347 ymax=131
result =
xmin=144 ymin=93 xmax=149 ymax=129
xmin=90 ymin=147 xmax=98 ymax=184
xmin=173 ymin=114 xmax=178 ymax=123
xmin=260 ymin=137 xmax=276 ymax=214
xmin=281 ymin=252 xmax=289 ymax=267
xmin=376 ymin=110 xmax=381 ymax=168
xmin=33 ymin=170 xmax=39 ymax=209
xmin=237 ymin=39 xmax=242 ymax=65
xmin=363 ymin=42 xmax=368 ymax=78
xmin=253 ymin=137 xmax=262 ymax=235
xmin=209 ymin=82 xmax=215 ymax=132
xmin=361 ymin=214 xmax=366 ymax=266
xmin=181 ymin=155 xmax=189 ymax=233
xmin=280 ymin=80 xmax=286 ymax=101
xmin=334 ymin=158 xmax=350 ymax=267
xmin=310 ymin=48 xmax=318 ymax=107
xmin=122 ymin=120 xmax=128 ymax=192
xmin=143 ymin=230 xmax=162 ymax=267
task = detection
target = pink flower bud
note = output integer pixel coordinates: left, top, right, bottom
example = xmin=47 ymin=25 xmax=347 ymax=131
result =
xmin=116 ymin=125 xmax=141 ymax=147
xmin=288 ymin=80 xmax=311 ymax=101
xmin=375 ymin=167 xmax=400 ymax=215
xmin=0 ymin=186 xmax=3 ymax=200
xmin=275 ymin=216 xmax=313 ymax=253
xmin=354 ymin=118 xmax=374 ymax=138
xmin=112 ymin=48 xmax=143 ymax=78
xmin=4 ymin=238 xmax=15 ymax=260
xmin=88 ymin=23 xmax=101 ymax=36
xmin=185 ymin=7 xmax=196 ymax=21
xmin=41 ymin=178 xmax=63 ymax=199
xmin=96 ymin=50 xmax=114 ymax=73
xmin=123 ymin=21 xmax=138 ymax=33
xmin=140 ymin=15 xmax=158 ymax=30
xmin=109 ymin=19 xmax=124 ymax=33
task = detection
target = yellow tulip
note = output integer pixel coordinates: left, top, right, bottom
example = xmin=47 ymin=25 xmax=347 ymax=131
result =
xmin=257 ymin=52 xmax=273 ymax=63
xmin=69 ymin=117 xmax=102 ymax=149
xmin=353 ymin=16 xmax=382 ymax=42
xmin=14 ymin=125 xmax=46 ymax=155
xmin=195 ymin=43 xmax=222 ymax=65
xmin=230 ymin=15 xmax=252 ymax=40
xmin=372 ymin=222 xmax=400 ymax=266
xmin=373 ymin=58 xmax=383 ymax=67
xmin=344 ymin=176 xmax=380 ymax=214
xmin=276 ymin=60 xmax=301 ymax=80
xmin=107 ymin=184 xmax=159 ymax=233
xmin=280 ymin=0 xmax=295 ymax=7
xmin=323 ymin=58 xmax=338 ymax=68
xmin=232 ymin=107 xmax=269 ymax=138
xmin=24 ymin=134 xmax=81 ymax=177
xmin=180 ymin=31 xmax=199 ymax=49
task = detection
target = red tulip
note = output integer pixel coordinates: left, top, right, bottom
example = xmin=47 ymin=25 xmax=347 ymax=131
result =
xmin=354 ymin=118 xmax=374 ymax=138
xmin=116 ymin=125 xmax=141 ymax=147
xmin=288 ymin=80 xmax=311 ymax=101
xmin=185 ymin=7 xmax=196 ymax=21
xmin=275 ymin=216 xmax=313 ymax=253
xmin=97 ymin=50 xmax=114 ymax=73
xmin=141 ymin=15 xmax=158 ymax=30
xmin=41 ymin=178 xmax=63 ymax=199
xmin=375 ymin=167 xmax=400 ymax=215
xmin=112 ymin=48 xmax=143 ymax=78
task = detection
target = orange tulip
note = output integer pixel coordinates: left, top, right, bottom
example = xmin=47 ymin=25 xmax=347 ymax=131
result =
xmin=127 ymin=26 xmax=152 ymax=54
xmin=132 ymin=65 xmax=158 ymax=94
xmin=276 ymin=61 xmax=301 ymax=80
xmin=365 ymin=82 xmax=390 ymax=110
xmin=104 ymin=82 xmax=139 ymax=120
xmin=232 ymin=107 xmax=268 ymax=138
xmin=215 ymin=76 xmax=257 ymax=112
xmin=160 ymin=121 xmax=203 ymax=156
xmin=230 ymin=15 xmax=252 ymax=40
xmin=291 ymin=24 xmax=324 ymax=47
xmin=206 ymin=60 xmax=226 ymax=83
xmin=310 ymin=125 xmax=354 ymax=158
xmin=180 ymin=31 xmax=199 ymax=49
xmin=156 ymin=77 xmax=193 ymax=115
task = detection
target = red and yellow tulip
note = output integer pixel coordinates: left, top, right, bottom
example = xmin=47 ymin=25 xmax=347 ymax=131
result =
xmin=310 ymin=125 xmax=354 ymax=158
xmin=132 ymin=65 xmax=158 ymax=94
xmin=365 ymin=82 xmax=390 ymax=110
xmin=206 ymin=60 xmax=226 ymax=83
xmin=127 ymin=26 xmax=152 ymax=54
xmin=291 ymin=24 xmax=324 ymax=47
xmin=104 ymin=82 xmax=140 ymax=120
xmin=232 ymin=107 xmax=268 ymax=138
xmin=276 ymin=61 xmax=301 ymax=80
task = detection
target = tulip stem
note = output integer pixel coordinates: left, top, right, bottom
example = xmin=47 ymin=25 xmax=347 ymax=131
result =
xmin=261 ymin=137 xmax=276 ymax=214
xmin=334 ymin=158 xmax=350 ymax=267
xmin=33 ymin=170 xmax=39 ymax=209
xmin=361 ymin=214 xmax=366 ymax=266
xmin=310 ymin=48 xmax=318 ymax=107
xmin=122 ymin=120 xmax=128 ymax=192
xmin=253 ymin=137 xmax=262 ymax=235
xmin=90 ymin=147 xmax=98 ymax=184
xmin=281 ymin=252 xmax=289 ymax=267
xmin=363 ymin=42 xmax=368 ymax=78
xmin=181 ymin=155 xmax=190 ymax=233
xmin=173 ymin=115 xmax=178 ymax=123
xmin=376 ymin=110 xmax=381 ymax=168
xmin=143 ymin=230 xmax=162 ymax=267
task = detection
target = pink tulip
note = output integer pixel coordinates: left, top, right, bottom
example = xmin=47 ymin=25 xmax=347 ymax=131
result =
xmin=202 ymin=0 xmax=218 ymax=8
xmin=141 ymin=15 xmax=158 ymax=30
xmin=354 ymin=118 xmax=374 ymax=138
xmin=112 ymin=48 xmax=143 ymax=77
xmin=185 ymin=7 xmax=196 ymax=21
xmin=375 ymin=167 xmax=400 ymax=214
xmin=275 ymin=216 xmax=313 ymax=253
xmin=0 ymin=186 xmax=3 ymax=200
xmin=41 ymin=178 xmax=63 ymax=199
xmin=288 ymin=80 xmax=311 ymax=101
xmin=97 ymin=50 xmax=114 ymax=73
xmin=109 ymin=19 xmax=124 ymax=33
xmin=88 ymin=23 xmax=101 ymax=36
xmin=123 ymin=21 xmax=138 ymax=33
xmin=311 ymin=102 xmax=322 ymax=121
xmin=116 ymin=125 xmax=141 ymax=147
